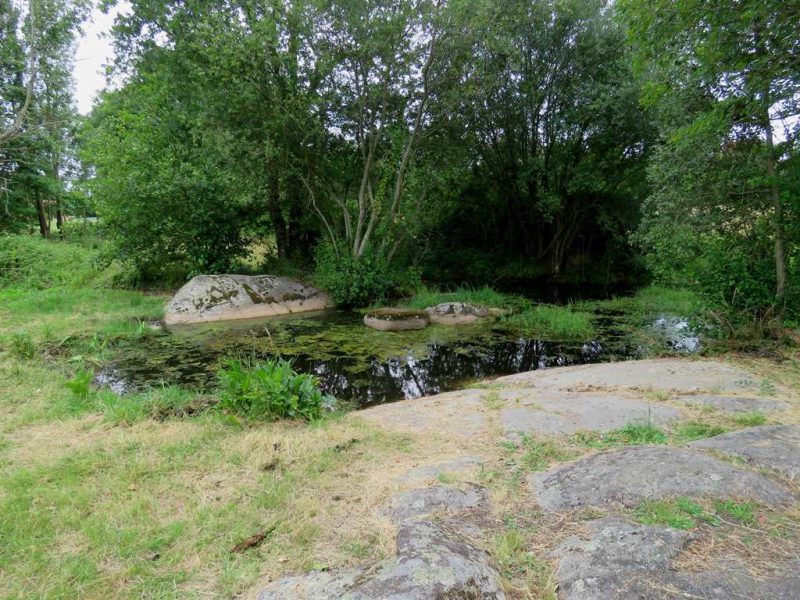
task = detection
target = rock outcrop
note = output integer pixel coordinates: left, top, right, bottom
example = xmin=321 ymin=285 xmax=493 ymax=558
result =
xmin=164 ymin=274 xmax=332 ymax=325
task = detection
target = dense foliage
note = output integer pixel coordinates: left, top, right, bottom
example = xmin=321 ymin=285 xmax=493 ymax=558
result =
xmin=3 ymin=0 xmax=799 ymax=324
xmin=217 ymin=358 xmax=334 ymax=421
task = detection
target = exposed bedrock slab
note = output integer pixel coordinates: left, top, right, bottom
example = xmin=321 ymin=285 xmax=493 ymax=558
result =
xmin=358 ymin=389 xmax=489 ymax=438
xmin=499 ymin=359 xmax=759 ymax=393
xmin=164 ymin=274 xmax=331 ymax=325
xmin=258 ymin=520 xmax=506 ymax=600
xmin=395 ymin=456 xmax=484 ymax=485
xmin=531 ymin=446 xmax=793 ymax=511
xmin=678 ymin=394 xmax=790 ymax=414
xmin=692 ymin=425 xmax=800 ymax=480
xmin=555 ymin=517 xmax=800 ymax=600
xmin=382 ymin=484 xmax=490 ymax=523
xmin=502 ymin=394 xmax=681 ymax=436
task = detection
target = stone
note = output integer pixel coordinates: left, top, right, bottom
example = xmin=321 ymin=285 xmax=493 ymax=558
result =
xmin=382 ymin=484 xmax=490 ymax=523
xmin=530 ymin=446 xmax=793 ymax=512
xmin=691 ymin=425 xmax=800 ymax=480
xmin=258 ymin=520 xmax=505 ymax=600
xmin=363 ymin=308 xmax=429 ymax=331
xmin=164 ymin=274 xmax=331 ymax=325
xmin=395 ymin=457 xmax=484 ymax=484
xmin=501 ymin=394 xmax=681 ymax=437
xmin=359 ymin=389 xmax=489 ymax=438
xmin=554 ymin=517 xmax=800 ymax=600
xmin=677 ymin=394 xmax=789 ymax=414
xmin=424 ymin=302 xmax=490 ymax=325
xmin=499 ymin=359 xmax=759 ymax=394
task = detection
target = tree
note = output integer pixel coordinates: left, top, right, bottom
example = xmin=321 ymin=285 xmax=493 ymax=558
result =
xmin=620 ymin=0 xmax=800 ymax=307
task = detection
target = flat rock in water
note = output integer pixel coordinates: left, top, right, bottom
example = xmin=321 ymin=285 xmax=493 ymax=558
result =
xmin=363 ymin=308 xmax=429 ymax=331
xmin=164 ymin=274 xmax=331 ymax=325
xmin=677 ymin=394 xmax=790 ymax=414
xmin=691 ymin=425 xmax=800 ymax=480
xmin=499 ymin=359 xmax=759 ymax=393
xmin=424 ymin=302 xmax=489 ymax=325
xmin=394 ymin=456 xmax=484 ymax=484
xmin=501 ymin=394 xmax=681 ymax=436
xmin=382 ymin=483 xmax=490 ymax=523
xmin=555 ymin=517 xmax=800 ymax=600
xmin=530 ymin=446 xmax=793 ymax=511
xmin=258 ymin=520 xmax=505 ymax=600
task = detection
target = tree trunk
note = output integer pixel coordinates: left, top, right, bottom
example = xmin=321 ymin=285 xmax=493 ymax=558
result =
xmin=267 ymin=176 xmax=288 ymax=260
xmin=763 ymin=110 xmax=786 ymax=305
xmin=56 ymin=203 xmax=64 ymax=232
xmin=35 ymin=191 xmax=49 ymax=238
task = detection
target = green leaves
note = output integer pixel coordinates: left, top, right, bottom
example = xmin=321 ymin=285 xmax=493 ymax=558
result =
xmin=217 ymin=358 xmax=335 ymax=422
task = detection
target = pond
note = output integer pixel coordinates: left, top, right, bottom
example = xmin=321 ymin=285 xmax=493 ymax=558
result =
xmin=100 ymin=306 xmax=702 ymax=407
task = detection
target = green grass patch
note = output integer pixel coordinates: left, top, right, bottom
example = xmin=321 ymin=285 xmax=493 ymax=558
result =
xmin=518 ymin=435 xmax=573 ymax=471
xmin=399 ymin=285 xmax=516 ymax=310
xmin=714 ymin=499 xmax=757 ymax=524
xmin=672 ymin=421 xmax=727 ymax=442
xmin=578 ymin=285 xmax=701 ymax=316
xmin=491 ymin=528 xmax=556 ymax=599
xmin=502 ymin=303 xmax=595 ymax=340
xmin=635 ymin=497 xmax=720 ymax=529
xmin=732 ymin=412 xmax=767 ymax=426
xmin=574 ymin=421 xmax=668 ymax=447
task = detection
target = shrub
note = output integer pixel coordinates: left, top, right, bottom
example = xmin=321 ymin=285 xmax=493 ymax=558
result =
xmin=314 ymin=243 xmax=418 ymax=307
xmin=0 ymin=234 xmax=100 ymax=289
xmin=217 ymin=358 xmax=335 ymax=421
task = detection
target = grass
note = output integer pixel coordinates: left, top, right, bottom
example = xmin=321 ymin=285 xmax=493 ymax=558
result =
xmin=517 ymin=435 xmax=573 ymax=471
xmin=574 ymin=421 xmax=668 ymax=448
xmin=672 ymin=421 xmax=728 ymax=442
xmin=399 ymin=285 xmax=516 ymax=310
xmin=732 ymin=411 xmax=768 ymax=426
xmin=501 ymin=303 xmax=596 ymax=340
xmin=578 ymin=285 xmax=701 ymax=316
xmin=491 ymin=528 xmax=556 ymax=599
xmin=634 ymin=497 xmax=762 ymax=530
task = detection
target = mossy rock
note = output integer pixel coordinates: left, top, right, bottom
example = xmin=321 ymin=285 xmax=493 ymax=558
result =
xmin=364 ymin=308 xmax=430 ymax=331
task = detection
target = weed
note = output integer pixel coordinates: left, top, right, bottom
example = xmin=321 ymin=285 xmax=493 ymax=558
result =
xmin=635 ymin=497 xmax=719 ymax=529
xmin=9 ymin=331 xmax=36 ymax=359
xmin=491 ymin=529 xmax=556 ymax=599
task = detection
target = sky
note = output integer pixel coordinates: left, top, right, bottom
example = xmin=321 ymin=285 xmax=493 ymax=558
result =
xmin=73 ymin=3 xmax=128 ymax=115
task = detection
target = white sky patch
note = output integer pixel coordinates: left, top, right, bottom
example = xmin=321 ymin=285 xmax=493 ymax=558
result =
xmin=73 ymin=2 xmax=130 ymax=115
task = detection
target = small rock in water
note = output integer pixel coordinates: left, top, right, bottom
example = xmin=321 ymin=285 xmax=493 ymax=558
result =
xmin=363 ymin=308 xmax=429 ymax=331
xmin=424 ymin=302 xmax=490 ymax=325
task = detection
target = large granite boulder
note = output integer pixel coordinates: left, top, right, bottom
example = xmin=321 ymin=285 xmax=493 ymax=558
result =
xmin=424 ymin=302 xmax=490 ymax=325
xmin=363 ymin=308 xmax=429 ymax=331
xmin=164 ymin=274 xmax=332 ymax=325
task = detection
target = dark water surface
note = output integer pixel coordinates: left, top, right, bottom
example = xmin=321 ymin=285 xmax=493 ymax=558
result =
xmin=100 ymin=307 xmax=700 ymax=407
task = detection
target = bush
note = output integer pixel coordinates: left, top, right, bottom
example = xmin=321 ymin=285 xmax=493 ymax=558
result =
xmin=217 ymin=358 xmax=334 ymax=421
xmin=314 ymin=243 xmax=418 ymax=307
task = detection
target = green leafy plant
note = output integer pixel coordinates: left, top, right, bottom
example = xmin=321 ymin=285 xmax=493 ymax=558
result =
xmin=64 ymin=368 xmax=94 ymax=399
xmin=217 ymin=358 xmax=335 ymax=421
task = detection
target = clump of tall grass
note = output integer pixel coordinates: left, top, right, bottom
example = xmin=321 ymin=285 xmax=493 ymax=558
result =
xmin=502 ymin=303 xmax=595 ymax=340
